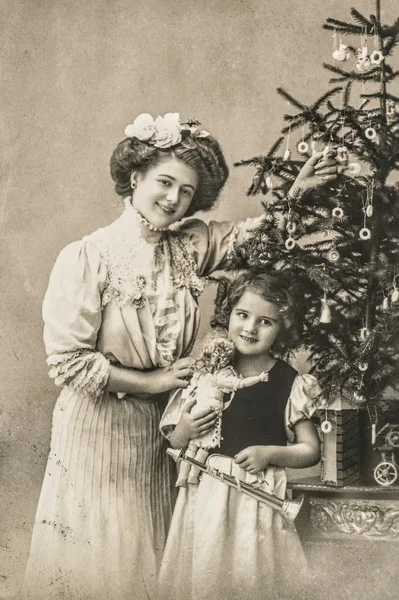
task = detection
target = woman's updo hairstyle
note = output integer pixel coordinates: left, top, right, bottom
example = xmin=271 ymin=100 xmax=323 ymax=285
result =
xmin=211 ymin=270 xmax=304 ymax=354
xmin=110 ymin=132 xmax=229 ymax=218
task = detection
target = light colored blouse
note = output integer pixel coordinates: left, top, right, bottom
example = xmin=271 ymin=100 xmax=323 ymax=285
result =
xmin=43 ymin=200 xmax=261 ymax=399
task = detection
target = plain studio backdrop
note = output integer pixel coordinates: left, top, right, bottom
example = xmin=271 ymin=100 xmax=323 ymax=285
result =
xmin=1 ymin=1 xmax=398 ymax=598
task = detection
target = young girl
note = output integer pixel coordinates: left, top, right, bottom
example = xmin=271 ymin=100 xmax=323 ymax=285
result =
xmin=159 ymin=271 xmax=323 ymax=600
xmin=24 ymin=112 xmax=335 ymax=600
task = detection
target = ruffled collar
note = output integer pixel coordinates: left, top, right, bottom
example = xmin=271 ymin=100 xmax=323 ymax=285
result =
xmin=120 ymin=197 xmax=166 ymax=243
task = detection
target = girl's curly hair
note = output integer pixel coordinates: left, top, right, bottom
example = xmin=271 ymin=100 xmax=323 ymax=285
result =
xmin=109 ymin=132 xmax=229 ymax=218
xmin=211 ymin=271 xmax=305 ymax=354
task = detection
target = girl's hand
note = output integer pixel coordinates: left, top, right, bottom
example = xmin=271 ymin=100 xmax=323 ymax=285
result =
xmin=234 ymin=445 xmax=276 ymax=474
xmin=146 ymin=358 xmax=193 ymax=394
xmin=292 ymin=150 xmax=338 ymax=194
xmin=172 ymin=400 xmax=219 ymax=447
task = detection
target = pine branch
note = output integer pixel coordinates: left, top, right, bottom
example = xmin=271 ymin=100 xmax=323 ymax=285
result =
xmin=313 ymin=86 xmax=342 ymax=110
xmin=350 ymin=8 xmax=372 ymax=31
xmin=323 ymin=18 xmax=363 ymax=35
xmin=267 ymin=137 xmax=284 ymax=157
xmin=276 ymin=87 xmax=306 ymax=111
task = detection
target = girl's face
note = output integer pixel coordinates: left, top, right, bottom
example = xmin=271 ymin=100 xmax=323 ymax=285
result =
xmin=131 ymin=156 xmax=198 ymax=229
xmin=228 ymin=290 xmax=282 ymax=358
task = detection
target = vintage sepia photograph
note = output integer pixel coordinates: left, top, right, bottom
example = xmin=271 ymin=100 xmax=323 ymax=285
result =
xmin=1 ymin=1 xmax=399 ymax=599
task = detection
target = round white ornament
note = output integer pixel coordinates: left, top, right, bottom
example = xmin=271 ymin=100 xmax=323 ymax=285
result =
xmin=370 ymin=50 xmax=384 ymax=65
xmin=285 ymin=237 xmax=296 ymax=250
xmin=365 ymin=127 xmax=377 ymax=139
xmin=297 ymin=141 xmax=309 ymax=154
xmin=321 ymin=420 xmax=333 ymax=434
xmin=359 ymin=227 xmax=371 ymax=240
xmin=332 ymin=207 xmax=344 ymax=219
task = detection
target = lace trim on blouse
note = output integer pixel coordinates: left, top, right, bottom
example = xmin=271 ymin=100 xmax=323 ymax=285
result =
xmin=83 ymin=202 xmax=205 ymax=367
xmin=47 ymin=349 xmax=110 ymax=400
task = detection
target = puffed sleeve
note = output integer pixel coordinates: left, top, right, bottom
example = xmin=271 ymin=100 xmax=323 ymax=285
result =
xmin=43 ymin=240 xmax=110 ymax=400
xmin=284 ymin=374 xmax=324 ymax=443
xmin=178 ymin=215 xmax=263 ymax=276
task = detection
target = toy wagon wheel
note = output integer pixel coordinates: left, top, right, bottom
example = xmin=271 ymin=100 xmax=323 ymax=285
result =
xmin=386 ymin=431 xmax=399 ymax=448
xmin=374 ymin=462 xmax=398 ymax=487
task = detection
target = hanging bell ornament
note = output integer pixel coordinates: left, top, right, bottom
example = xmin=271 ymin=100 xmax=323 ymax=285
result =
xmin=365 ymin=127 xmax=377 ymax=140
xmin=286 ymin=221 xmax=297 ymax=235
xmin=321 ymin=420 xmax=333 ymax=434
xmin=297 ymin=141 xmax=309 ymax=154
xmin=391 ymin=287 xmax=399 ymax=303
xmin=319 ymin=296 xmax=331 ymax=324
xmin=283 ymin=149 xmax=291 ymax=161
xmin=360 ymin=327 xmax=370 ymax=341
xmin=366 ymin=205 xmax=373 ymax=218
xmin=266 ymin=176 xmax=273 ymax=189
xmin=347 ymin=162 xmax=362 ymax=175
xmin=359 ymin=227 xmax=372 ymax=240
xmin=382 ymin=296 xmax=390 ymax=312
xmin=370 ymin=50 xmax=384 ymax=65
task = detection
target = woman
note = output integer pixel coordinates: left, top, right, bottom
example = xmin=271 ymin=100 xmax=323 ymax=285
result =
xmin=23 ymin=112 xmax=337 ymax=600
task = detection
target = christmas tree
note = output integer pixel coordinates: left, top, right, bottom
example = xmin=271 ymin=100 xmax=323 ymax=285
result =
xmin=214 ymin=1 xmax=399 ymax=412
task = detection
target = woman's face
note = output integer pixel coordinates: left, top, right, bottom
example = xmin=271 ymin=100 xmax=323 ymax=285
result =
xmin=131 ymin=156 xmax=198 ymax=229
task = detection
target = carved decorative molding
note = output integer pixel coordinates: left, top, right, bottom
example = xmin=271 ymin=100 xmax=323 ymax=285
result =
xmin=310 ymin=499 xmax=399 ymax=539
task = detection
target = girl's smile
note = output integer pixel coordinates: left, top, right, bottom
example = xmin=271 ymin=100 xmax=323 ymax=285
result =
xmin=131 ymin=156 xmax=199 ymax=229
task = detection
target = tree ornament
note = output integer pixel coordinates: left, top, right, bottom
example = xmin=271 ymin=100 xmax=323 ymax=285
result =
xmin=336 ymin=146 xmax=348 ymax=164
xmin=321 ymin=419 xmax=333 ymax=433
xmin=332 ymin=43 xmax=350 ymax=61
xmin=359 ymin=227 xmax=371 ymax=240
xmin=285 ymin=237 xmax=296 ymax=250
xmin=319 ymin=295 xmax=331 ymax=324
xmin=327 ymin=248 xmax=340 ymax=263
xmin=356 ymin=46 xmax=371 ymax=72
xmin=283 ymin=149 xmax=291 ymax=161
xmin=332 ymin=207 xmax=344 ymax=219
xmin=365 ymin=127 xmax=377 ymax=140
xmin=359 ymin=362 xmax=369 ymax=372
xmin=297 ymin=141 xmax=309 ymax=154
xmin=370 ymin=50 xmax=384 ymax=65
xmin=382 ymin=297 xmax=389 ymax=312
xmin=359 ymin=327 xmax=369 ymax=341
xmin=391 ymin=286 xmax=399 ymax=304
xmin=353 ymin=391 xmax=366 ymax=404
xmin=265 ymin=176 xmax=273 ymax=188
xmin=347 ymin=162 xmax=361 ymax=174
xmin=286 ymin=221 xmax=297 ymax=235
xmin=366 ymin=205 xmax=373 ymax=218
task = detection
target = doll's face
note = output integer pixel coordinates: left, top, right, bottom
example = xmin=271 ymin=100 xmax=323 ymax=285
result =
xmin=228 ymin=291 xmax=282 ymax=358
xmin=131 ymin=156 xmax=198 ymax=229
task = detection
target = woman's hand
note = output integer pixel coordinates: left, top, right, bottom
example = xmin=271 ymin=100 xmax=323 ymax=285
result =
xmin=234 ymin=445 xmax=276 ymax=474
xmin=171 ymin=400 xmax=219 ymax=448
xmin=145 ymin=358 xmax=194 ymax=394
xmin=291 ymin=149 xmax=338 ymax=195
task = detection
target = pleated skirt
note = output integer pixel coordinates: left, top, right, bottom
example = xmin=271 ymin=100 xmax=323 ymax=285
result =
xmin=23 ymin=388 xmax=176 ymax=600
xmin=159 ymin=455 xmax=311 ymax=600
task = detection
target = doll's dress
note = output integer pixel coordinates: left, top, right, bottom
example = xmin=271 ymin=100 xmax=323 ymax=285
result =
xmin=159 ymin=360 xmax=323 ymax=600
xmin=23 ymin=200 xmax=260 ymax=600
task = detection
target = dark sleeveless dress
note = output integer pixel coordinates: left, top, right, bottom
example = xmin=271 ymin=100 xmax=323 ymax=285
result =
xmin=217 ymin=359 xmax=298 ymax=457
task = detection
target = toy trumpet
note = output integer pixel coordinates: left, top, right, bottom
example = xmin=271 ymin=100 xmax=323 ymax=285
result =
xmin=166 ymin=448 xmax=304 ymax=524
